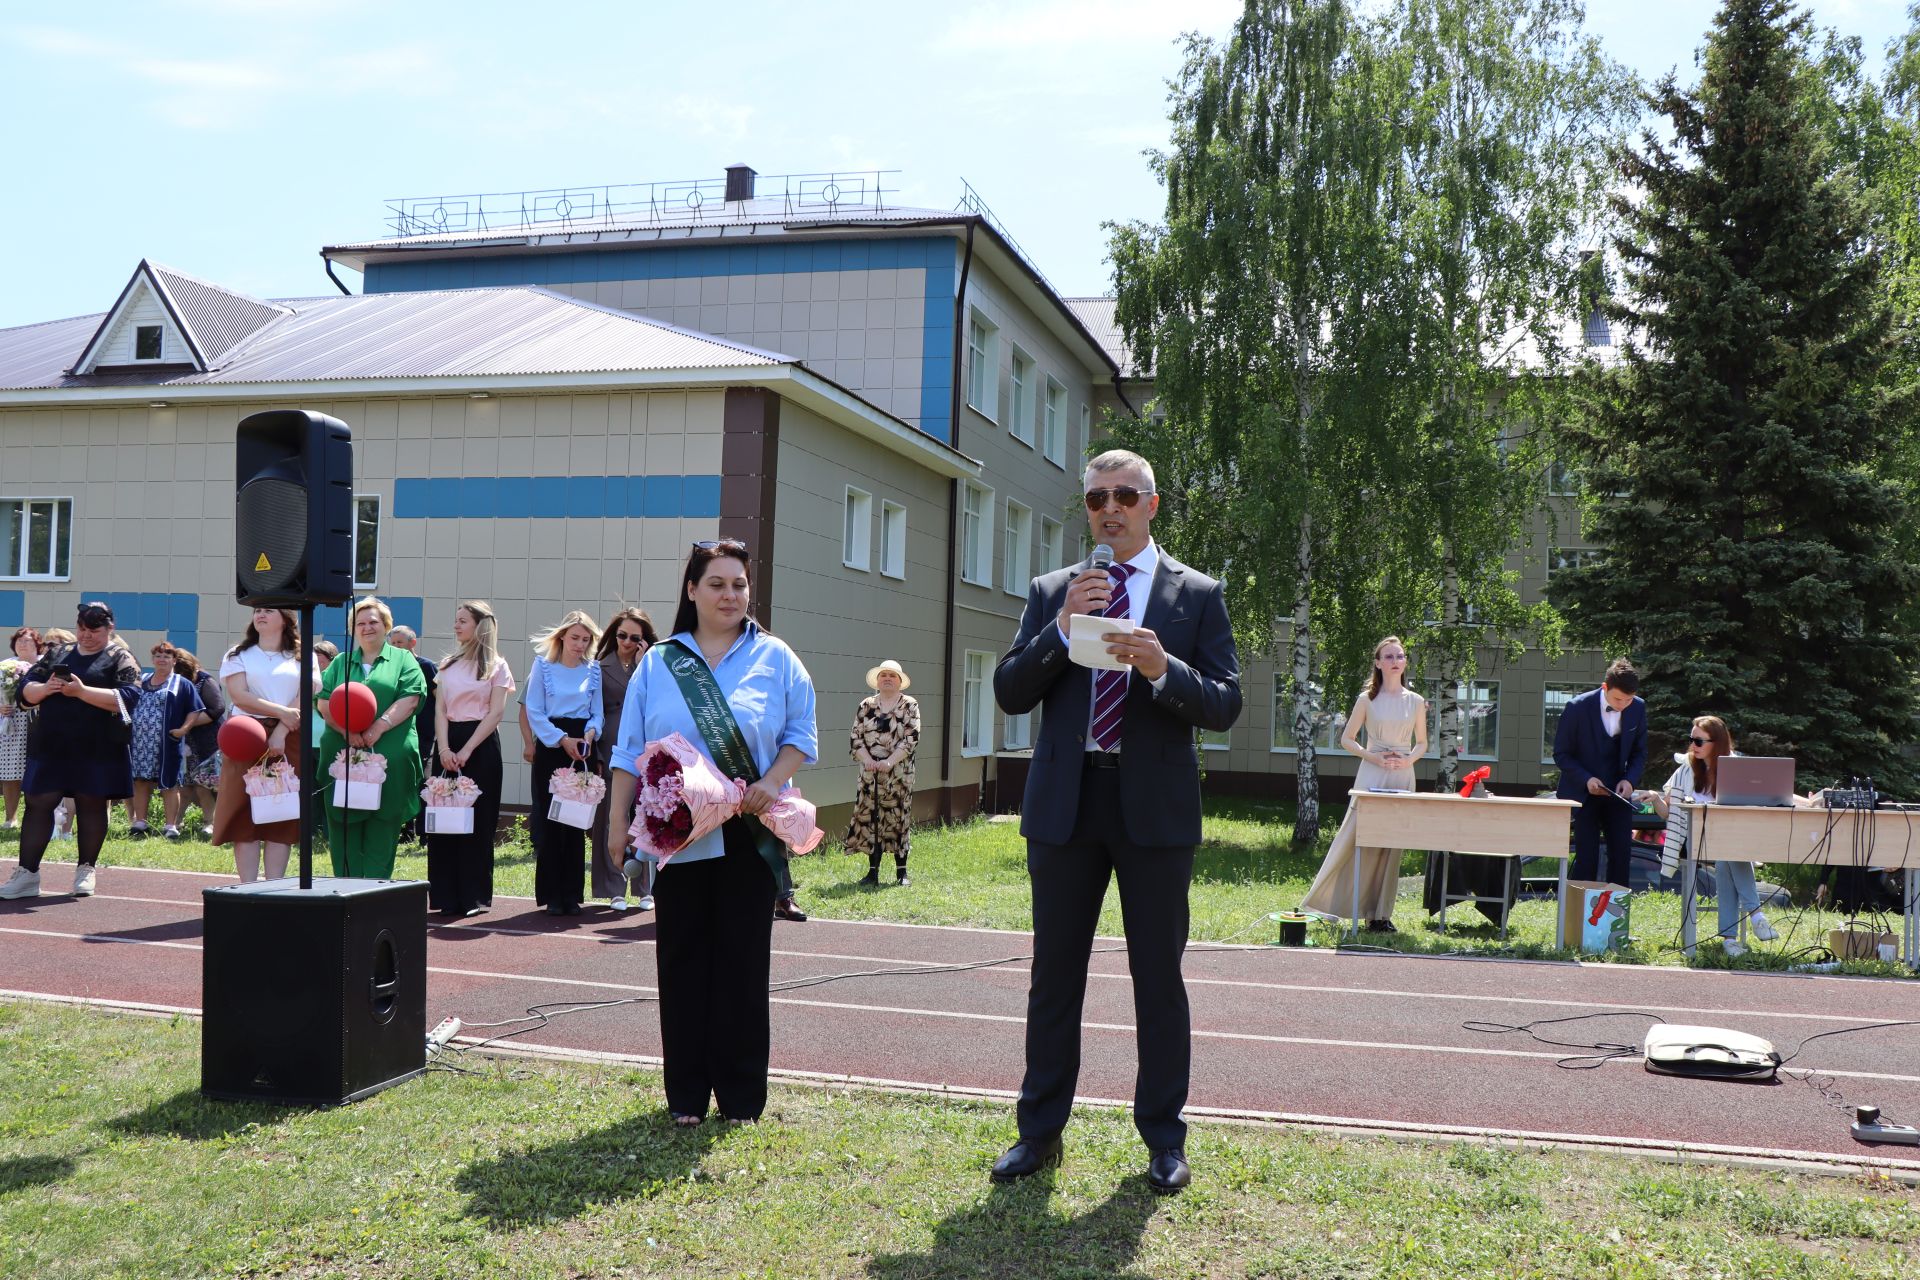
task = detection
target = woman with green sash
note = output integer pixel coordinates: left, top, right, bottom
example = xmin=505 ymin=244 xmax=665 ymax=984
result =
xmin=318 ymin=597 xmax=426 ymax=878
xmin=608 ymin=539 xmax=818 ymax=1126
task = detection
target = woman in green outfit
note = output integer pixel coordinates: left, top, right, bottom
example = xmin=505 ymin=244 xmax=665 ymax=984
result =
xmin=317 ymin=597 xmax=426 ymax=878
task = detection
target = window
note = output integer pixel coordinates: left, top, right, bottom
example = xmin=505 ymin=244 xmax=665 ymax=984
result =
xmin=880 ymin=501 xmax=906 ymax=579
xmin=1 ymin=498 xmax=73 ymax=580
xmin=134 ymin=325 xmax=163 ymax=361
xmin=351 ymin=495 xmax=380 ymax=589
xmin=1429 ymin=680 xmax=1501 ymax=760
xmin=1547 ymin=459 xmax=1581 ymax=496
xmin=1548 ymin=546 xmax=1599 ymax=577
xmin=960 ymin=483 xmax=992 ymax=585
xmin=1009 ymin=349 xmax=1035 ymax=446
xmin=1003 ymin=500 xmax=1032 ymax=595
xmin=1271 ymin=685 xmax=1348 ymax=753
xmin=967 ymin=312 xmax=998 ymax=420
xmin=1079 ymin=403 xmax=1091 ymax=458
xmin=1004 ymin=709 xmax=1033 ymax=750
xmin=1038 ymin=516 xmax=1063 ymax=577
xmin=1199 ymin=727 xmax=1230 ymax=751
xmin=962 ymin=650 xmax=993 ymax=756
xmin=1542 ymin=682 xmax=1589 ymax=763
xmin=843 ymin=486 xmax=873 ymax=571
xmin=1043 ymin=378 xmax=1067 ymax=466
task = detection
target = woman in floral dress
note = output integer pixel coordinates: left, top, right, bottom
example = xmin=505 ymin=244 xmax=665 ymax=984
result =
xmin=845 ymin=660 xmax=920 ymax=887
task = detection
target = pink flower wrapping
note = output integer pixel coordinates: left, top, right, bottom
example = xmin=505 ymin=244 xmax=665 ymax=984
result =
xmin=328 ymin=748 xmax=388 ymax=784
xmin=625 ymin=732 xmax=825 ymax=863
xmin=548 ymin=766 xmax=607 ymax=806
xmin=420 ymin=774 xmax=483 ymax=808
xmin=242 ymin=759 xmax=300 ymax=797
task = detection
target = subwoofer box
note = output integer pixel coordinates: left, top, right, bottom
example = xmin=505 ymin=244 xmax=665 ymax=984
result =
xmin=201 ymin=877 xmax=427 ymax=1105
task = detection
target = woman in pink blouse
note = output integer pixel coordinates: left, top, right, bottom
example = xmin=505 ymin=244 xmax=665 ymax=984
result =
xmin=428 ymin=601 xmax=516 ymax=917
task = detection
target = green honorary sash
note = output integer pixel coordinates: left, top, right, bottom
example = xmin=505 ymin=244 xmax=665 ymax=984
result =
xmin=662 ymin=638 xmax=788 ymax=885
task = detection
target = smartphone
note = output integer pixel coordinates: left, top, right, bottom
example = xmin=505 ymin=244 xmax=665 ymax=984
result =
xmin=50 ymin=664 xmax=73 ymax=682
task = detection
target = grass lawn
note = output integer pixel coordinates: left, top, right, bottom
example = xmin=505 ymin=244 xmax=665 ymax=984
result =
xmin=1 ymin=999 xmax=1917 ymax=1279
xmin=5 ymin=795 xmax=1909 ymax=976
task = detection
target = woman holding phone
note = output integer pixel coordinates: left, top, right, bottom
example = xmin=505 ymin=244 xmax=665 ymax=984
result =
xmin=1299 ymin=636 xmax=1428 ymax=931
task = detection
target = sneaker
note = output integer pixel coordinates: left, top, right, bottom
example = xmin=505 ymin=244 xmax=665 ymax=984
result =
xmin=1749 ymin=910 xmax=1778 ymax=942
xmin=200 ymin=824 xmax=214 ymax=839
xmin=636 ymin=894 xmax=656 ymax=912
xmin=1723 ymin=939 xmax=1747 ymax=958
xmin=128 ymin=824 xmax=150 ymax=840
xmin=895 ymin=871 xmax=912 ymax=888
xmin=72 ymin=865 xmax=96 ymax=897
xmin=609 ymin=895 xmax=629 ymax=912
xmin=164 ymin=826 xmax=183 ymax=842
xmin=0 ymin=867 xmax=41 ymax=899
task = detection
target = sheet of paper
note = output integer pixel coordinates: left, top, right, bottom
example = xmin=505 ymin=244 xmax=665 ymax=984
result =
xmin=1068 ymin=612 xmax=1133 ymax=671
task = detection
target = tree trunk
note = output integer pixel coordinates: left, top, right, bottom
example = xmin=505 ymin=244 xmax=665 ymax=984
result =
xmin=1435 ymin=538 xmax=1463 ymax=793
xmin=1290 ymin=507 xmax=1320 ymax=848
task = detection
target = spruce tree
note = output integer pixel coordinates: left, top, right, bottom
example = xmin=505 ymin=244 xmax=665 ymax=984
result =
xmin=1551 ymin=0 xmax=1920 ymax=790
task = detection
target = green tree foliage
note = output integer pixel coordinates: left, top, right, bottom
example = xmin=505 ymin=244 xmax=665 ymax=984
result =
xmin=1552 ymin=0 xmax=1920 ymax=788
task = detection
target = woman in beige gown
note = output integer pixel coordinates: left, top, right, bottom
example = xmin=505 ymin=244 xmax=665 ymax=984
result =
xmin=1299 ymin=636 xmax=1427 ymax=930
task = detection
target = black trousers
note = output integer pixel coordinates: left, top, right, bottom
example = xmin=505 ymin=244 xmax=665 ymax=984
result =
xmin=425 ymin=721 xmax=501 ymax=914
xmin=1019 ymin=766 xmax=1195 ymax=1151
xmin=654 ymin=822 xmax=779 ymax=1120
xmin=1570 ymin=790 xmax=1635 ymax=885
xmin=528 ymin=716 xmax=589 ymax=909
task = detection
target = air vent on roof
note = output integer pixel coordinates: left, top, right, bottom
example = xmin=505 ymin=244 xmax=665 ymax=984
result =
xmin=724 ymin=164 xmax=757 ymax=202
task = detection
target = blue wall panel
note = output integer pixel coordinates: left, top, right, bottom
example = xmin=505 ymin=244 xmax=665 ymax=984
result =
xmin=313 ymin=596 xmax=424 ymax=651
xmin=78 ymin=590 xmax=199 ymax=656
xmin=388 ymin=474 xmax=721 ymax=519
xmin=0 ymin=590 xmax=22 ymax=629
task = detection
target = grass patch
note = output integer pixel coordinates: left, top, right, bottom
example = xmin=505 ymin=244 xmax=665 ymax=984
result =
xmin=1 ymin=999 xmax=1916 ymax=1279
xmin=2 ymin=794 xmax=1908 ymax=974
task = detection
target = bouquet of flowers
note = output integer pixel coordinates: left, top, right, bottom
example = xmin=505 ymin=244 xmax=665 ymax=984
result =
xmin=547 ymin=763 xmax=606 ymax=830
xmin=242 ymin=757 xmax=301 ymax=824
xmin=420 ymin=773 xmax=483 ymax=808
xmin=627 ymin=732 xmax=824 ymax=866
xmin=0 ymin=657 xmax=25 ymax=713
xmin=329 ymin=747 xmax=387 ymax=811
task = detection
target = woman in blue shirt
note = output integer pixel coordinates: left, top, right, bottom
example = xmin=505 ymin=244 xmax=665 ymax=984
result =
xmin=525 ymin=610 xmax=604 ymax=916
xmin=609 ymin=539 xmax=818 ymax=1125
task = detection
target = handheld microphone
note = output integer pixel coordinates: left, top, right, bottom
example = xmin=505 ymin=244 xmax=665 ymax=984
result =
xmin=1090 ymin=542 xmax=1114 ymax=573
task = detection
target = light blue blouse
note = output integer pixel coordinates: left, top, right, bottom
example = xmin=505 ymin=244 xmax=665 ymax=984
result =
xmin=610 ymin=621 xmax=820 ymax=866
xmin=525 ymin=656 xmax=604 ymax=746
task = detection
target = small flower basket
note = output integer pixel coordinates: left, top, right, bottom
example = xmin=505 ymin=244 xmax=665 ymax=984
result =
xmin=420 ymin=773 xmax=482 ymax=835
xmin=626 ymin=732 xmax=824 ymax=866
xmin=0 ymin=658 xmax=25 ymax=713
xmin=329 ymin=748 xmax=387 ymax=811
xmin=243 ymin=758 xmax=301 ymax=824
xmin=547 ymin=764 xmax=605 ymax=830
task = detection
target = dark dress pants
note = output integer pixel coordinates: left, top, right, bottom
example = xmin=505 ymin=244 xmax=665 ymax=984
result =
xmin=1570 ymin=790 xmax=1634 ymax=885
xmin=528 ymin=716 xmax=588 ymax=909
xmin=653 ymin=822 xmax=779 ymax=1120
xmin=1019 ymin=765 xmax=1195 ymax=1151
xmin=425 ymin=721 xmax=500 ymax=914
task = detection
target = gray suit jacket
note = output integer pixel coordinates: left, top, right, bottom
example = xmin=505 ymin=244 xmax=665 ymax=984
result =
xmin=993 ymin=551 xmax=1241 ymax=847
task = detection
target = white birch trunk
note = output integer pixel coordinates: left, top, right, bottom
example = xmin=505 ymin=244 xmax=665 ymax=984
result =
xmin=1436 ymin=539 xmax=1463 ymax=793
xmin=1289 ymin=506 xmax=1320 ymax=847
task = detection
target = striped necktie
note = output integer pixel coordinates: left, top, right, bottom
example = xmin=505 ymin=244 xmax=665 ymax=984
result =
xmin=1089 ymin=563 xmax=1135 ymax=751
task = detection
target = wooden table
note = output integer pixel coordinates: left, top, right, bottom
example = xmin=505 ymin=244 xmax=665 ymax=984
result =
xmin=1349 ymin=792 xmax=1581 ymax=946
xmin=1680 ymin=803 xmax=1920 ymax=967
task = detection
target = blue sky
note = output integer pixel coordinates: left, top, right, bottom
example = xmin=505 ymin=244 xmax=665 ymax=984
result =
xmin=0 ymin=0 xmax=1911 ymax=330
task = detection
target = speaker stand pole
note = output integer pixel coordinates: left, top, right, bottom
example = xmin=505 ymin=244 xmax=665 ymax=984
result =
xmin=300 ymin=603 xmax=315 ymax=890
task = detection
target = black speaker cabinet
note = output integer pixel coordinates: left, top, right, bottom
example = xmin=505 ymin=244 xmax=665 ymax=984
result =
xmin=201 ymin=878 xmax=427 ymax=1105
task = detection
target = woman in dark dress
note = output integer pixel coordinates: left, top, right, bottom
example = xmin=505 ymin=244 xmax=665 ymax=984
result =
xmin=0 ymin=602 xmax=141 ymax=901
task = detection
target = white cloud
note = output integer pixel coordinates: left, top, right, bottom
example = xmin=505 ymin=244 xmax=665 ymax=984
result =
xmin=940 ymin=0 xmax=1240 ymax=53
xmin=665 ymin=94 xmax=755 ymax=142
xmin=130 ymin=57 xmax=280 ymax=91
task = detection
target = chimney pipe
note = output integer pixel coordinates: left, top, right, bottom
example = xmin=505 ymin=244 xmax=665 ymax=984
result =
xmin=724 ymin=164 xmax=757 ymax=202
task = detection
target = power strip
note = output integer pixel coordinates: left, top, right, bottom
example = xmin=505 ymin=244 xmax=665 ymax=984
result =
xmin=1826 ymin=789 xmax=1878 ymax=811
xmin=1852 ymin=1106 xmax=1920 ymax=1146
xmin=427 ymin=1017 xmax=463 ymax=1053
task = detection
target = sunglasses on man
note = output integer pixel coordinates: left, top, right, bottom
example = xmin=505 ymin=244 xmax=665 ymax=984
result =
xmin=1083 ymin=486 xmax=1155 ymax=510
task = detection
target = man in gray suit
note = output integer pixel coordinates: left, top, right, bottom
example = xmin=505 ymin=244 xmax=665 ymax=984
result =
xmin=991 ymin=448 xmax=1242 ymax=1192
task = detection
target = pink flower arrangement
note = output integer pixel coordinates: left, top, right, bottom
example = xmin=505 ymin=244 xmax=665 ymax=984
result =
xmin=626 ymin=732 xmax=824 ymax=866
xmin=242 ymin=759 xmax=300 ymax=797
xmin=549 ymin=766 xmax=607 ymax=807
xmin=420 ymin=774 xmax=483 ymax=808
xmin=328 ymin=748 xmax=389 ymax=785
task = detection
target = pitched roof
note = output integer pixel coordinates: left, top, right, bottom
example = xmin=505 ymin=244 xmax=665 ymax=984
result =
xmin=0 ymin=286 xmax=788 ymax=391
xmin=1062 ymin=296 xmax=1142 ymax=378
xmin=71 ymin=259 xmax=290 ymax=374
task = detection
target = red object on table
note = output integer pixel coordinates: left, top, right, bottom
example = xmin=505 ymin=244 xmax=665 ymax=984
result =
xmin=329 ymin=681 xmax=379 ymax=733
xmin=1458 ymin=765 xmax=1492 ymax=798
xmin=217 ymin=714 xmax=269 ymax=762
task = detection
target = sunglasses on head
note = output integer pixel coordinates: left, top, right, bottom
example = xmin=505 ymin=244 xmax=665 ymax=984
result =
xmin=77 ymin=613 xmax=110 ymax=630
xmin=1083 ymin=486 xmax=1155 ymax=510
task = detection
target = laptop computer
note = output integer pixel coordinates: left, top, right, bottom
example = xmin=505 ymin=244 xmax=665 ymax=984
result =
xmin=1715 ymin=756 xmax=1796 ymax=807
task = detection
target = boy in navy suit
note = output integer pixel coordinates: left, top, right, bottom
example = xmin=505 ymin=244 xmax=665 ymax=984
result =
xmin=1553 ymin=658 xmax=1648 ymax=884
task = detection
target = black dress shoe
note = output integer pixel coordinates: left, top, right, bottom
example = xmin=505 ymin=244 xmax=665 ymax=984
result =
xmin=774 ymin=897 xmax=808 ymax=922
xmin=990 ymin=1135 xmax=1062 ymax=1182
xmin=1147 ymin=1148 xmax=1190 ymax=1192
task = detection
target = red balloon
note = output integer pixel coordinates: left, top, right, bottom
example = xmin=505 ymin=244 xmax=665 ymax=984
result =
xmin=329 ymin=682 xmax=379 ymax=733
xmin=217 ymin=714 xmax=268 ymax=762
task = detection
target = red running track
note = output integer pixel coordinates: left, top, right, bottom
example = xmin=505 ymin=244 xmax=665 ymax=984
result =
xmin=4 ymin=860 xmax=1919 ymax=1174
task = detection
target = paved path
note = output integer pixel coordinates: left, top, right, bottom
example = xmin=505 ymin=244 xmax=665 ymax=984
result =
xmin=5 ymin=861 xmax=1919 ymax=1174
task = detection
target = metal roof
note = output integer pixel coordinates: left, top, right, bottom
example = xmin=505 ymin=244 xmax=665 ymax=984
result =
xmin=148 ymin=262 xmax=290 ymax=366
xmin=1062 ymin=296 xmax=1142 ymax=378
xmin=0 ymin=287 xmax=789 ymax=391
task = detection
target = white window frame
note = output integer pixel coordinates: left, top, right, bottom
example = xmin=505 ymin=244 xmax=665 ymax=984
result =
xmin=842 ymin=485 xmax=873 ymax=571
xmin=1043 ymin=377 xmax=1067 ymax=466
xmin=1002 ymin=500 xmax=1032 ymax=596
xmin=1542 ymin=681 xmax=1589 ymax=765
xmin=1004 ymin=709 xmax=1033 ymax=751
xmin=1008 ymin=348 xmax=1035 ymax=446
xmin=962 ymin=650 xmax=993 ymax=757
xmin=879 ymin=500 xmax=907 ymax=580
xmin=1199 ymin=727 xmax=1230 ymax=751
xmin=960 ymin=482 xmax=993 ymax=586
xmin=351 ymin=494 xmax=381 ymax=590
xmin=1547 ymin=459 xmax=1581 ymax=497
xmin=132 ymin=324 xmax=165 ymax=363
xmin=1547 ymin=546 xmax=1598 ymax=577
xmin=1 ymin=497 xmax=74 ymax=581
xmin=1429 ymin=679 xmax=1501 ymax=761
xmin=966 ymin=311 xmax=999 ymax=421
xmin=1270 ymin=684 xmax=1348 ymax=754
xmin=1038 ymin=515 xmax=1063 ymax=578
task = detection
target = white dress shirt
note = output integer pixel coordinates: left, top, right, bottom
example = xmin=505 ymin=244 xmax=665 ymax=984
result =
xmin=1598 ymin=687 xmax=1621 ymax=738
xmin=1054 ymin=540 xmax=1165 ymax=751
